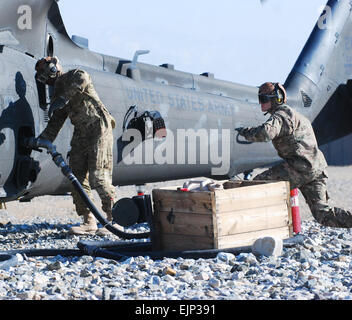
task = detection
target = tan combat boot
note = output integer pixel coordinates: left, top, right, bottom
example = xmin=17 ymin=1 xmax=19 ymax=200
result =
xmin=69 ymin=213 xmax=98 ymax=235
xmin=95 ymin=212 xmax=113 ymax=237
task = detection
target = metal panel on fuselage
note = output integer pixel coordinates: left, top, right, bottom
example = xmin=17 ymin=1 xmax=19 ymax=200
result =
xmin=0 ymin=46 xmax=40 ymax=199
xmin=86 ymin=68 xmax=279 ymax=185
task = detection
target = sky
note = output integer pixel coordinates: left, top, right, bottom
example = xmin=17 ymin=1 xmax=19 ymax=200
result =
xmin=58 ymin=0 xmax=328 ymax=87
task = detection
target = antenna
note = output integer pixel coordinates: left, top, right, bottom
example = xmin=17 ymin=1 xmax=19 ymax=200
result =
xmin=131 ymin=50 xmax=150 ymax=70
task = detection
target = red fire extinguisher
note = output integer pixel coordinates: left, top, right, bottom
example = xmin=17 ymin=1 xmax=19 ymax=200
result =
xmin=290 ymin=188 xmax=301 ymax=234
xmin=136 ymin=185 xmax=145 ymax=196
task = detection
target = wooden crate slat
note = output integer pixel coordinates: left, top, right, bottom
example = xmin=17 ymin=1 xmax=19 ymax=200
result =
xmin=217 ymin=227 xmax=291 ymax=249
xmin=214 ymin=181 xmax=289 ymax=213
xmin=215 ymin=194 xmax=288 ymax=214
xmin=215 ymin=181 xmax=288 ymax=202
xmin=153 ymin=198 xmax=213 ymax=215
xmin=153 ymin=211 xmax=213 ymax=236
xmin=216 ymin=203 xmax=290 ymax=236
xmin=158 ymin=234 xmax=215 ymax=251
xmin=152 ymin=189 xmax=212 ymax=202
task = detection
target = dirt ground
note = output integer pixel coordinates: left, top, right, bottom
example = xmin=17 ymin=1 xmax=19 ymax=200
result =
xmin=3 ymin=166 xmax=352 ymax=223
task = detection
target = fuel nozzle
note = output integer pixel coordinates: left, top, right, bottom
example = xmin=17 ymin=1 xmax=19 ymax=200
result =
xmin=22 ymin=137 xmax=42 ymax=153
xmin=23 ymin=137 xmax=74 ymax=180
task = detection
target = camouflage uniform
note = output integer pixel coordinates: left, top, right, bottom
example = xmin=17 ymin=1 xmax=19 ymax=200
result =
xmin=39 ymin=69 xmax=117 ymax=222
xmin=240 ymin=104 xmax=352 ymax=228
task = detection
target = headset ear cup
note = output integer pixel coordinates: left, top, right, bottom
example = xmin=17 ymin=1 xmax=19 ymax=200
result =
xmin=274 ymin=83 xmax=284 ymax=104
xmin=277 ymin=95 xmax=283 ymax=104
xmin=277 ymin=83 xmax=287 ymax=104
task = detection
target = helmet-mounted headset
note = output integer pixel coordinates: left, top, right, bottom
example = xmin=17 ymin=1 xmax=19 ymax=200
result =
xmin=258 ymin=82 xmax=287 ymax=105
xmin=35 ymin=57 xmax=60 ymax=84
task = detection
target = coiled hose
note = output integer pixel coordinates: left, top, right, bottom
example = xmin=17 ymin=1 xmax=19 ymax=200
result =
xmin=26 ymin=138 xmax=150 ymax=240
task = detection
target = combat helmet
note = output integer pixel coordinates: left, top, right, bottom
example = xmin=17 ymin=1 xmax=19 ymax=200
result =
xmin=35 ymin=56 xmax=61 ymax=85
xmin=258 ymin=82 xmax=287 ymax=111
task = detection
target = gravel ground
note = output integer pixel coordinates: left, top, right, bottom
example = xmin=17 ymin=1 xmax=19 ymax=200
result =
xmin=0 ymin=166 xmax=352 ymax=303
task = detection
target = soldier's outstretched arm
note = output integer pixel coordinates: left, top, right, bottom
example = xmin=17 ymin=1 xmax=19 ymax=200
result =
xmin=241 ymin=115 xmax=283 ymax=142
xmin=38 ymin=105 xmax=69 ymax=143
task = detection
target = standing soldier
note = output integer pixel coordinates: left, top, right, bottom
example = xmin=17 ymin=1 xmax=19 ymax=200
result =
xmin=34 ymin=56 xmax=117 ymax=236
xmin=236 ymin=82 xmax=352 ymax=228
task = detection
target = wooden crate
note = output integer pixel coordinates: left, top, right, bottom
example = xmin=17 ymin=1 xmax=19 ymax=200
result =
xmin=151 ymin=180 xmax=293 ymax=251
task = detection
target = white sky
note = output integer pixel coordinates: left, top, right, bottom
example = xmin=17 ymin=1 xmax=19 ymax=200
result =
xmin=58 ymin=0 xmax=328 ymax=86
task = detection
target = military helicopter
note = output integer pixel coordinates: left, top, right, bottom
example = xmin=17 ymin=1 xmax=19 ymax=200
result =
xmin=0 ymin=0 xmax=352 ymax=208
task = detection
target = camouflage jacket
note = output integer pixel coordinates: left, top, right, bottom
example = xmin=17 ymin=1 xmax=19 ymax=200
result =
xmin=240 ymin=104 xmax=327 ymax=174
xmin=39 ymin=69 xmax=115 ymax=142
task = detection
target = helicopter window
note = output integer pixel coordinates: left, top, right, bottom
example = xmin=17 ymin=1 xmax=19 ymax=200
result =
xmin=47 ymin=35 xmax=54 ymax=57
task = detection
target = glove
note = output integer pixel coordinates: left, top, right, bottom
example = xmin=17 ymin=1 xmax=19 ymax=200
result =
xmin=235 ymin=127 xmax=246 ymax=136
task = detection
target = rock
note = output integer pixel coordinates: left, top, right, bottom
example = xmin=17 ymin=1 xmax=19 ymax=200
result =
xmin=17 ymin=290 xmax=35 ymax=300
xmin=33 ymin=274 xmax=48 ymax=288
xmin=231 ymin=272 xmax=245 ymax=280
xmin=179 ymin=262 xmax=191 ymax=270
xmin=230 ymin=263 xmax=249 ymax=273
xmin=194 ymin=272 xmax=209 ymax=281
xmin=151 ymin=275 xmax=161 ymax=286
xmin=80 ymin=268 xmax=91 ymax=278
xmin=92 ymin=286 xmax=103 ymax=299
xmin=252 ymin=237 xmax=283 ymax=257
xmin=15 ymin=254 xmax=24 ymax=263
xmin=236 ymin=253 xmax=258 ymax=265
xmin=180 ymin=271 xmax=194 ymax=283
xmin=209 ymin=278 xmax=221 ymax=288
xmin=163 ymin=274 xmax=175 ymax=282
xmin=47 ymin=261 xmax=63 ymax=271
xmin=122 ymin=257 xmax=135 ymax=265
xmin=165 ymin=286 xmax=176 ymax=294
xmin=163 ymin=267 xmax=176 ymax=276
xmin=216 ymin=252 xmax=236 ymax=264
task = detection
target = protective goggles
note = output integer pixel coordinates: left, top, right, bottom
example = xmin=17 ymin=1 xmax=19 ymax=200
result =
xmin=258 ymin=94 xmax=276 ymax=104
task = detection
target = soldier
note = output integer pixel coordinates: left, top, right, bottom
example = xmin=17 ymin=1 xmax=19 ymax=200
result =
xmin=236 ymin=81 xmax=352 ymax=228
xmin=34 ymin=56 xmax=117 ymax=236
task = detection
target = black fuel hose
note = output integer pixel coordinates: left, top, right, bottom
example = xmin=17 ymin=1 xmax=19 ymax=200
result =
xmin=0 ymin=241 xmax=152 ymax=270
xmin=0 ymin=235 xmax=305 ymax=269
xmin=77 ymin=234 xmax=306 ymax=262
xmin=1 ymin=248 xmax=83 ymax=258
xmin=25 ymin=138 xmax=150 ymax=240
xmin=78 ymin=243 xmax=252 ymax=261
xmin=78 ymin=240 xmax=152 ymax=252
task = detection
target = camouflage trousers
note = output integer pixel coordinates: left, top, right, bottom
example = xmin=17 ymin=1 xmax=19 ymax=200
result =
xmin=69 ymin=122 xmax=117 ymax=219
xmin=254 ymin=162 xmax=352 ymax=228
